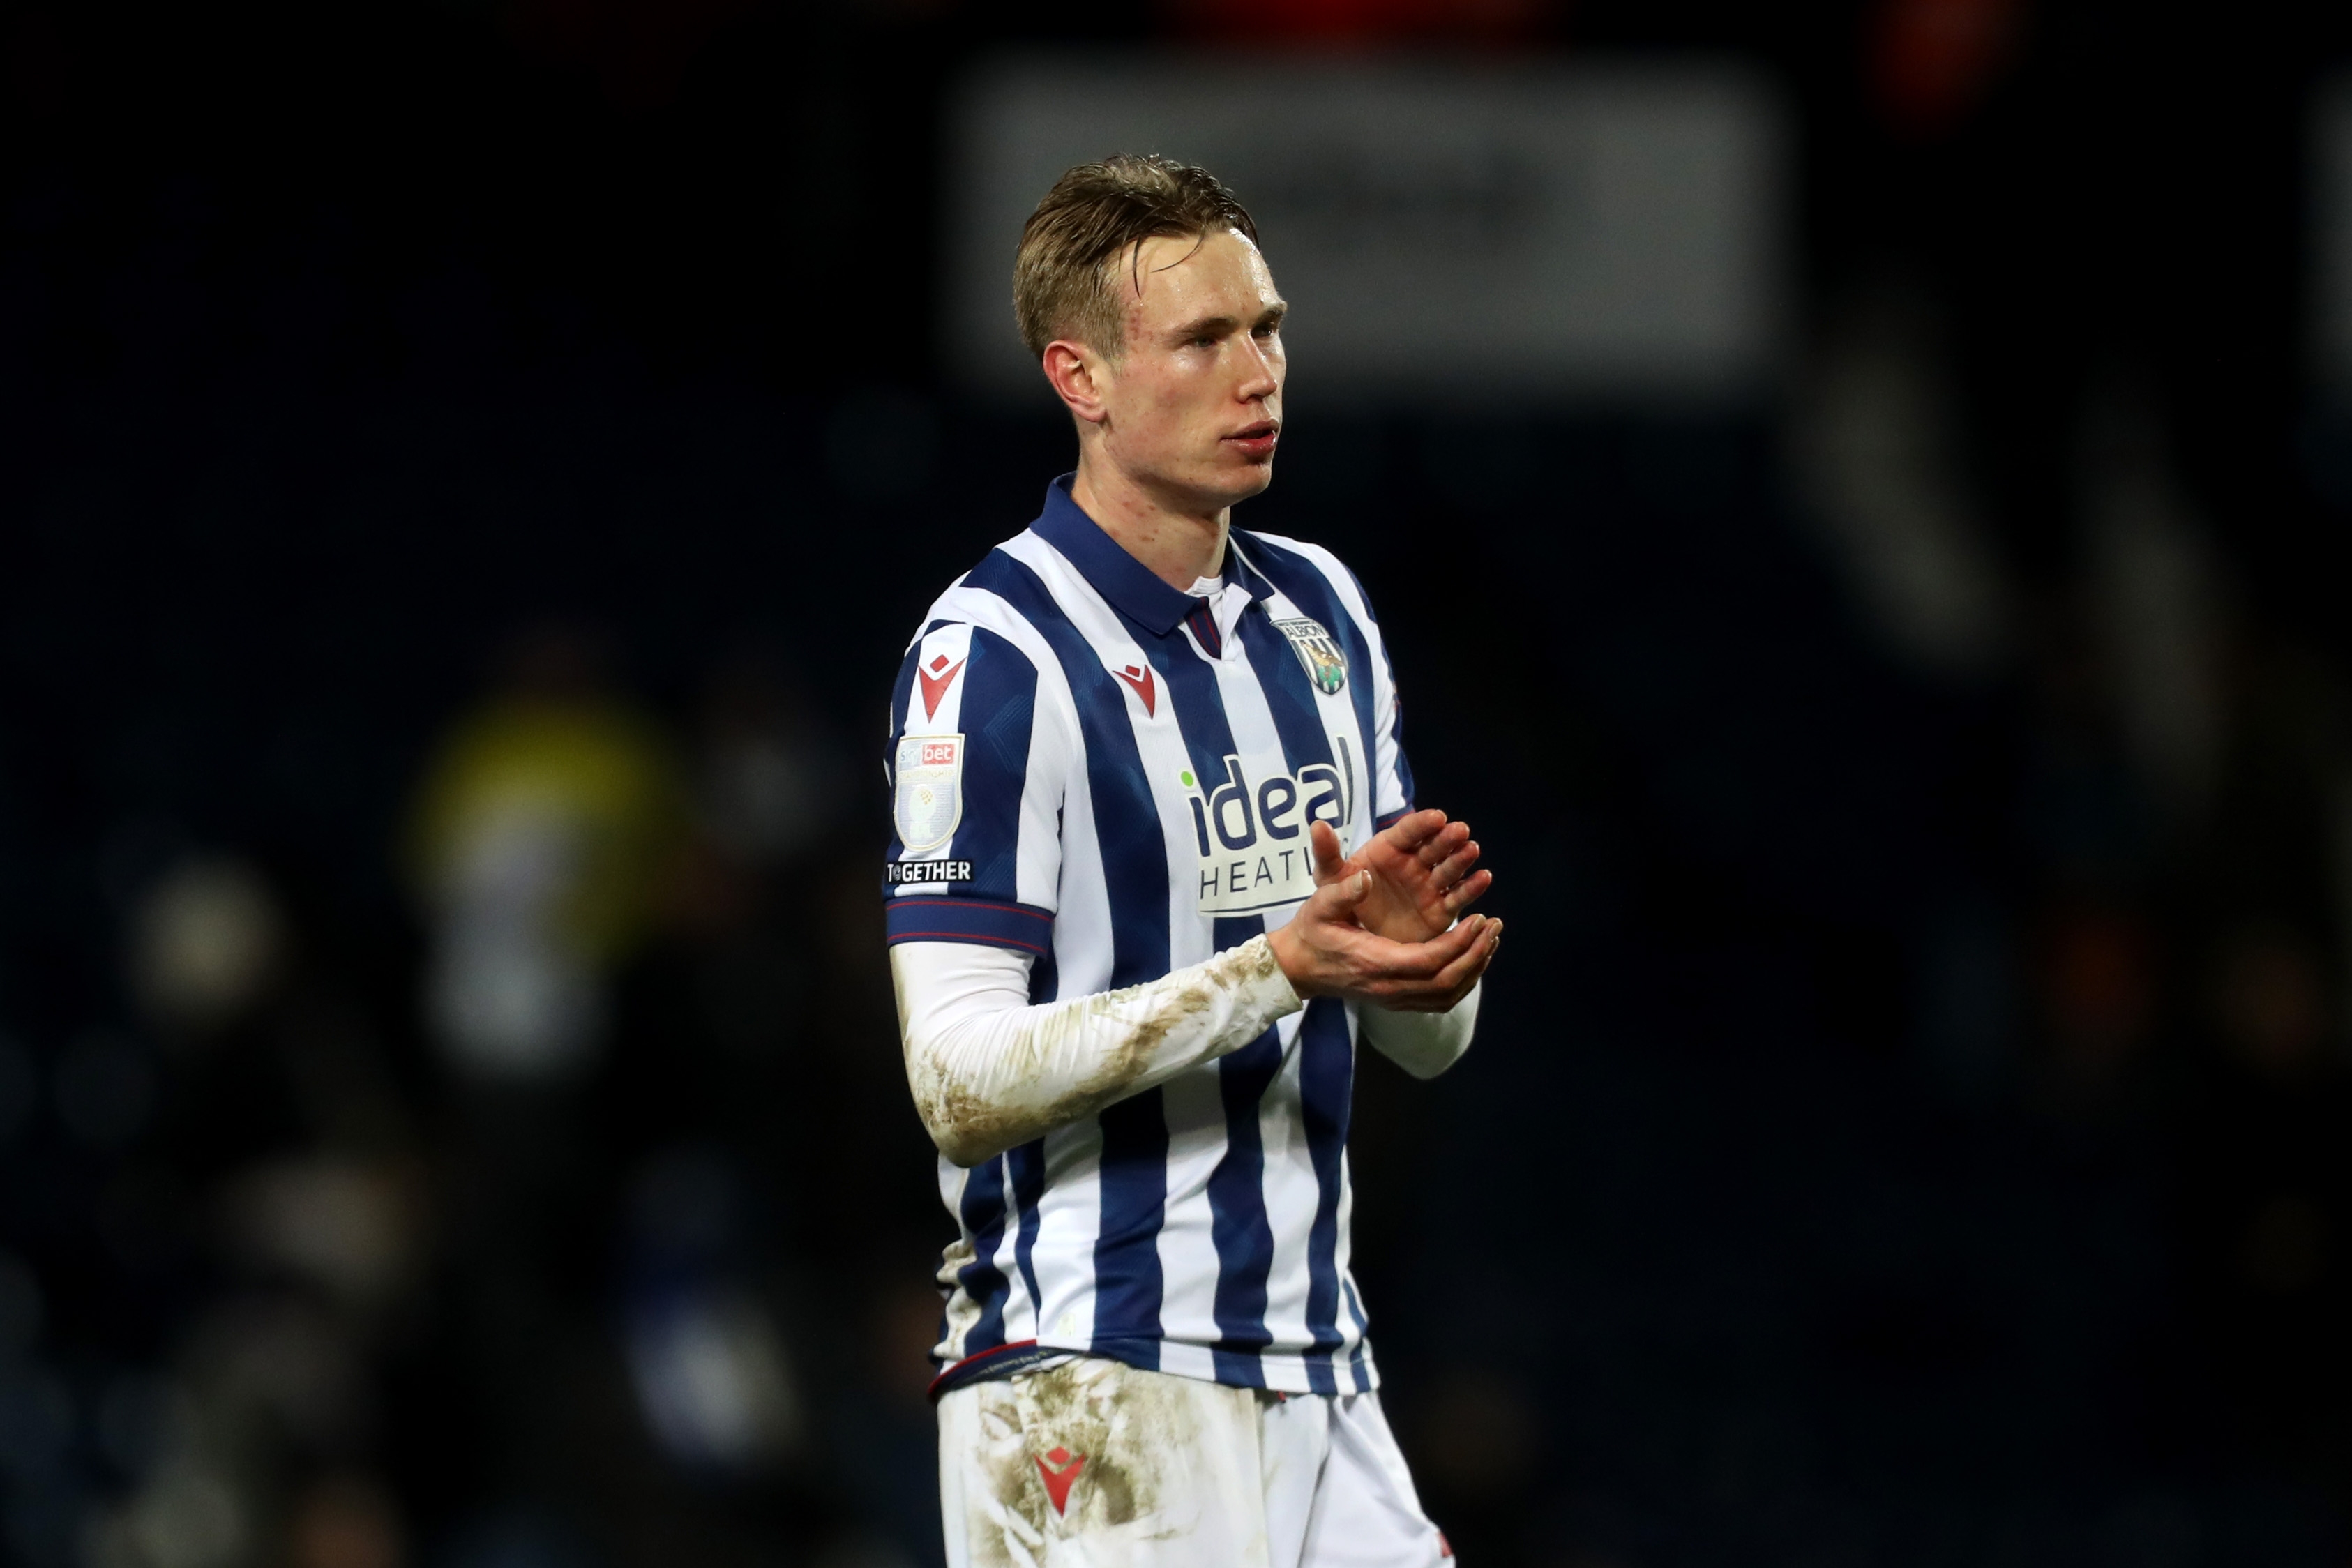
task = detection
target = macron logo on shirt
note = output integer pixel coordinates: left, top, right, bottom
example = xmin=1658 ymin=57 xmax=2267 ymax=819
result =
xmin=919 ymin=654 xmax=967 ymax=720
xmin=1113 ymin=663 xmax=1156 ymax=717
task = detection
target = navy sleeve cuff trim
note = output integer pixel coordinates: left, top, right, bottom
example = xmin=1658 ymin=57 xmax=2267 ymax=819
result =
xmin=886 ymin=896 xmax=1055 ymax=955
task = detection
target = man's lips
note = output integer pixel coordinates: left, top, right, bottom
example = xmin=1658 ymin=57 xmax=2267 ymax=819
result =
xmin=1224 ymin=422 xmax=1280 ymax=457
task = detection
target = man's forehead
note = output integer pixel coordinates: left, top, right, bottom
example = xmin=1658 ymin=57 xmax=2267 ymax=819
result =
xmin=1122 ymin=229 xmax=1277 ymax=310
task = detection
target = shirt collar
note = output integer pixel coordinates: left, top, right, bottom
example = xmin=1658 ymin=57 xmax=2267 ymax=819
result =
xmin=1030 ymin=474 xmax=1251 ymax=638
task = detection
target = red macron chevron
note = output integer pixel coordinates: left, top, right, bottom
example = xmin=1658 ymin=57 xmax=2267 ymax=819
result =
xmin=1113 ymin=663 xmax=1156 ymax=717
xmin=1035 ymin=1445 xmax=1086 ymax=1516
xmin=918 ymin=654 xmax=966 ymax=720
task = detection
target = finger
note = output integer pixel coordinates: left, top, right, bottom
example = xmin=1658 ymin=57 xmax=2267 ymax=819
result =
xmin=1426 ymin=840 xmax=1482 ymax=888
xmin=1429 ymin=917 xmax=1500 ymax=994
xmin=1376 ymin=809 xmax=1447 ymax=857
xmin=1357 ymin=913 xmax=1486 ymax=980
xmin=1387 ymin=919 xmax=1499 ymax=1009
xmin=1306 ymin=867 xmax=1372 ymax=921
xmin=1413 ymin=820 xmax=1471 ymax=869
xmin=1308 ymin=820 xmax=1349 ymax=885
xmin=1441 ymin=868 xmax=1494 ymax=914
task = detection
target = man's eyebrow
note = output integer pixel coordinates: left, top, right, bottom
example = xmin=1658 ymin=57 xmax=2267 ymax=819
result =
xmin=1167 ymin=301 xmax=1289 ymax=340
xmin=1166 ymin=312 xmax=1241 ymax=340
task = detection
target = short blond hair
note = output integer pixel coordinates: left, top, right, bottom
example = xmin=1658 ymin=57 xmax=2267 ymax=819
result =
xmin=1012 ymin=154 xmax=1259 ymax=360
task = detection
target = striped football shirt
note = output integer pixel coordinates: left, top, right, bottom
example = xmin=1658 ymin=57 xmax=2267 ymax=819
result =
xmin=884 ymin=475 xmax=1415 ymax=1396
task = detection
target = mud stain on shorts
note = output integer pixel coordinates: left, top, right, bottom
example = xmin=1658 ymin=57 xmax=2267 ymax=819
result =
xmin=968 ymin=1359 xmax=1206 ymax=1559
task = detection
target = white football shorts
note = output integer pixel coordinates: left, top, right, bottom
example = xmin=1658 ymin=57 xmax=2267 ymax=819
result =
xmin=936 ymin=1355 xmax=1454 ymax=1567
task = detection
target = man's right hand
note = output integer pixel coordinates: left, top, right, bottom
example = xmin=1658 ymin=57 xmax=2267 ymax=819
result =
xmin=1265 ymin=864 xmax=1500 ymax=1013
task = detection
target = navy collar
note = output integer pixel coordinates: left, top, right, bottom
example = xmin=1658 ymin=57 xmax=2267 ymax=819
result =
xmin=1030 ymin=474 xmax=1251 ymax=639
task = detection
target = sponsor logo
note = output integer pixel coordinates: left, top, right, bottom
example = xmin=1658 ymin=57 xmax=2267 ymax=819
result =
xmin=1035 ymin=1447 xmax=1086 ymax=1516
xmin=917 ymin=654 xmax=966 ymax=720
xmin=893 ymin=733 xmax=963 ymax=854
xmin=885 ymin=859 xmax=973 ymax=884
xmin=1274 ymin=616 xmax=1348 ymax=696
xmin=1184 ymin=752 xmax=1350 ymax=914
xmin=1112 ymin=661 xmax=1156 ymax=717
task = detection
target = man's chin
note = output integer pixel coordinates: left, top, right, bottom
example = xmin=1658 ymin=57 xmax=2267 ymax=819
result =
xmin=1211 ymin=455 xmax=1276 ymax=503
xmin=1134 ymin=455 xmax=1276 ymax=515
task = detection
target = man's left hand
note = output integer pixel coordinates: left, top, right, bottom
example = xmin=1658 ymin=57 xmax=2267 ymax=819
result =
xmin=1304 ymin=810 xmax=1491 ymax=946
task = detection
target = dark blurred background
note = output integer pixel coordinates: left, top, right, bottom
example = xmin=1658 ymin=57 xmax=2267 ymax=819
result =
xmin=8 ymin=1 xmax=2352 ymax=1565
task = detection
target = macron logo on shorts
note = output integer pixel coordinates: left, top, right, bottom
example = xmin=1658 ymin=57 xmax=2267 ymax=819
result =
xmin=1035 ymin=1447 xmax=1086 ymax=1515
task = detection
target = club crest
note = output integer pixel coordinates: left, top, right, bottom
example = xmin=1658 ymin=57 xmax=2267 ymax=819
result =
xmin=1274 ymin=617 xmax=1348 ymax=697
xmin=894 ymin=734 xmax=964 ymax=854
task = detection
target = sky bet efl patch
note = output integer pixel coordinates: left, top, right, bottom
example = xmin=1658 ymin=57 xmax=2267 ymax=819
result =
xmin=894 ymin=733 xmax=964 ymax=856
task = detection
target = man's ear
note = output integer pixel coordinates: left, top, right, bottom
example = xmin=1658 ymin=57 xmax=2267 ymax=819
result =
xmin=1041 ymin=339 xmax=1113 ymax=427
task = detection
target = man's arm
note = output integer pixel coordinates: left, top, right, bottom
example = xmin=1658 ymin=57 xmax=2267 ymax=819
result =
xmin=1359 ymin=986 xmax=1481 ymax=1079
xmin=894 ymin=935 xmax=1299 ymax=1167
xmin=894 ymin=866 xmax=1498 ymax=1167
xmin=1283 ymin=810 xmax=1493 ymax=1078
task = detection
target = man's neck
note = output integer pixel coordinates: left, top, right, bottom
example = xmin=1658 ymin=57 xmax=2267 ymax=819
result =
xmin=1069 ymin=451 xmax=1228 ymax=593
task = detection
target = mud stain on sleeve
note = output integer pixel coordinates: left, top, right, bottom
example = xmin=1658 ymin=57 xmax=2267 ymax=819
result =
xmin=907 ymin=936 xmax=1295 ymax=1167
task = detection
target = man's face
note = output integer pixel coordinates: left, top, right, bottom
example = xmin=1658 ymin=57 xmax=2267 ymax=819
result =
xmin=1091 ymin=227 xmax=1286 ymax=511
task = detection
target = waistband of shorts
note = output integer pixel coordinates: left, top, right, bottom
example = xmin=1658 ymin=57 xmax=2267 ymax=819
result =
xmin=928 ymin=1339 xmax=1071 ymax=1402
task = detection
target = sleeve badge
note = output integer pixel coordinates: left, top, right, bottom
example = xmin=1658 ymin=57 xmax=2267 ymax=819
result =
xmin=894 ymin=733 xmax=965 ymax=855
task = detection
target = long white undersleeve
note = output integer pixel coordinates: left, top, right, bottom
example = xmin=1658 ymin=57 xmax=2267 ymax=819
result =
xmin=1358 ymin=981 xmax=1482 ymax=1079
xmin=891 ymin=936 xmax=1304 ymax=1168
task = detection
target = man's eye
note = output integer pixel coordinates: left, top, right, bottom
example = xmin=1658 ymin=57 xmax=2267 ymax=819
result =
xmin=1191 ymin=335 xmax=1217 ymax=349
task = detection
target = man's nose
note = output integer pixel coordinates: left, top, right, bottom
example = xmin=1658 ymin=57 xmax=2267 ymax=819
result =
xmin=1235 ymin=338 xmax=1279 ymax=399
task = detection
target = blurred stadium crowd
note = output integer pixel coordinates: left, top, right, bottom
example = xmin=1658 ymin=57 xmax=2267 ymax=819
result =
xmin=7 ymin=0 xmax=2352 ymax=1566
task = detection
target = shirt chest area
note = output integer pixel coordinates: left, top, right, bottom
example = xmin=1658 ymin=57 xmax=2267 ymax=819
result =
xmin=1089 ymin=644 xmax=1370 ymax=924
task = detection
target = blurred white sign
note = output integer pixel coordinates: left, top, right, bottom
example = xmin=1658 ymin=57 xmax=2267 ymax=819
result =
xmin=944 ymin=53 xmax=1788 ymax=404
xmin=2314 ymin=76 xmax=2352 ymax=384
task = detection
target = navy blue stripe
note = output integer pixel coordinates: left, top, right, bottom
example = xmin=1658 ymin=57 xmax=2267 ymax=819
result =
xmin=1235 ymin=605 xmax=1339 ymax=784
xmin=1296 ymin=998 xmax=1355 ymax=1392
xmin=1008 ymin=1140 xmax=1048 ymax=1329
xmin=1012 ymin=941 xmax=1057 ymax=1350
xmin=952 ymin=626 xmax=1039 ymax=895
xmin=956 ymin=1157 xmax=1013 ymax=1355
xmin=963 ymin=546 xmax=1173 ymax=1356
xmin=1090 ymin=1090 xmax=1168 ymax=1369
xmin=884 ymin=651 xmax=919 ymax=787
xmin=1341 ymin=1278 xmax=1373 ymax=1391
xmin=884 ymin=896 xmax=1054 ymax=953
xmin=1133 ymin=631 xmax=1285 ymax=1376
xmin=884 ymin=625 xmax=1039 ymax=910
xmin=1242 ymin=536 xmax=1395 ymax=813
xmin=1207 ymin=1021 xmax=1283 ymax=1386
xmin=965 ymin=550 xmax=1171 ymax=984
xmin=1386 ymin=688 xmax=1417 ymax=812
xmin=1139 ymin=622 xmax=1316 ymax=914
xmin=1140 ymin=622 xmax=1244 ymax=830
xmin=1237 ymin=548 xmax=1369 ymax=1392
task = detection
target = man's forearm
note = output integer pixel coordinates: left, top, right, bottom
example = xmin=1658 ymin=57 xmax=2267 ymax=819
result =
xmin=1359 ymin=981 xmax=1480 ymax=1079
xmin=893 ymin=935 xmax=1303 ymax=1168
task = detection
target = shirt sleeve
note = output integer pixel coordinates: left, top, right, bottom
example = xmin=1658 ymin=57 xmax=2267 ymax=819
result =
xmin=882 ymin=621 xmax=1064 ymax=953
xmin=891 ymin=935 xmax=1302 ymax=1167
xmin=1357 ymin=981 xmax=1479 ymax=1078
